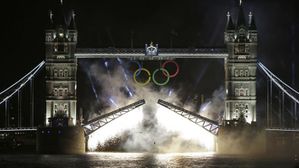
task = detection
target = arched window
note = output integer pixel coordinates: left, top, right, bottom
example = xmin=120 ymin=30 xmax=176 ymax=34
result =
xmin=245 ymin=70 xmax=249 ymax=77
xmin=64 ymin=88 xmax=68 ymax=96
xmin=239 ymin=88 xmax=245 ymax=96
xmin=53 ymin=44 xmax=58 ymax=52
xmin=64 ymin=69 xmax=68 ymax=77
xmin=59 ymin=70 xmax=63 ymax=77
xmin=64 ymin=104 xmax=68 ymax=113
xmin=53 ymin=88 xmax=58 ymax=96
xmin=235 ymin=88 xmax=239 ymax=96
xmin=240 ymin=70 xmax=243 ymax=77
xmin=54 ymin=104 xmax=58 ymax=113
xmin=235 ymin=69 xmax=239 ymax=77
xmin=59 ymin=88 xmax=63 ymax=96
xmin=54 ymin=69 xmax=58 ymax=77
xmin=239 ymin=44 xmax=245 ymax=53
xmin=64 ymin=44 xmax=68 ymax=52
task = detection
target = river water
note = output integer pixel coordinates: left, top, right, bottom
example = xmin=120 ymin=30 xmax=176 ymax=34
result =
xmin=0 ymin=152 xmax=298 ymax=168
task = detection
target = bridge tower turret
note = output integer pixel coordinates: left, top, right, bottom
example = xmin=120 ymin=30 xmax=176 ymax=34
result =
xmin=45 ymin=1 xmax=78 ymax=127
xmin=38 ymin=0 xmax=84 ymax=154
xmin=224 ymin=1 xmax=257 ymax=125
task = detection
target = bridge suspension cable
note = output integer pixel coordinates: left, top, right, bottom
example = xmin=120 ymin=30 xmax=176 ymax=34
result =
xmin=258 ymin=62 xmax=299 ymax=104
xmin=0 ymin=61 xmax=45 ymax=105
xmin=258 ymin=62 xmax=299 ymax=96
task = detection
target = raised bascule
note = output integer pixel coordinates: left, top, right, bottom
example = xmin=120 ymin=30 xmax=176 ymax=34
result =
xmin=0 ymin=1 xmax=299 ymax=155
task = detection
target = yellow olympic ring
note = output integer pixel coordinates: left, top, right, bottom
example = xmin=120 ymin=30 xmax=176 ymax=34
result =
xmin=133 ymin=68 xmax=151 ymax=86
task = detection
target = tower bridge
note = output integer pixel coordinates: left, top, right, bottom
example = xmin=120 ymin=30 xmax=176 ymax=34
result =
xmin=0 ymin=1 xmax=299 ymax=154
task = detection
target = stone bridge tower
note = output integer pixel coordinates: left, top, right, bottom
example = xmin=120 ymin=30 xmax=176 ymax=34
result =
xmin=224 ymin=2 xmax=257 ymax=125
xmin=45 ymin=2 xmax=78 ymax=127
xmin=37 ymin=1 xmax=85 ymax=154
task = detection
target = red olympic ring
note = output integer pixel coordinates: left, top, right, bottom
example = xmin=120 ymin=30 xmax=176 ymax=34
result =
xmin=161 ymin=60 xmax=179 ymax=78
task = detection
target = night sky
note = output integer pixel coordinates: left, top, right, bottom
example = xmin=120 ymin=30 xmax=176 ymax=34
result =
xmin=0 ymin=0 xmax=298 ymax=126
xmin=1 ymin=0 xmax=298 ymax=89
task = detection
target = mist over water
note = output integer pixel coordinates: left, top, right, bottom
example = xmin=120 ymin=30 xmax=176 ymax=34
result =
xmin=82 ymin=59 xmax=222 ymax=152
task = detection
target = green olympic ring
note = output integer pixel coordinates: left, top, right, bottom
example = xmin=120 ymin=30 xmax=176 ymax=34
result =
xmin=133 ymin=68 xmax=170 ymax=86
xmin=152 ymin=68 xmax=170 ymax=86
xmin=133 ymin=68 xmax=151 ymax=86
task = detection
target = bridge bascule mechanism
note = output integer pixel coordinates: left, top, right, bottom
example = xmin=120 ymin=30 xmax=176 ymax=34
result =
xmin=157 ymin=99 xmax=219 ymax=135
xmin=83 ymin=99 xmax=145 ymax=136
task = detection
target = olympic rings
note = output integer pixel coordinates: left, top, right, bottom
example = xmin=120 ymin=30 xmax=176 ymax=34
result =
xmin=133 ymin=68 xmax=151 ymax=86
xmin=126 ymin=60 xmax=142 ymax=76
xmin=161 ymin=60 xmax=179 ymax=78
xmin=130 ymin=60 xmax=179 ymax=86
xmin=152 ymin=68 xmax=170 ymax=86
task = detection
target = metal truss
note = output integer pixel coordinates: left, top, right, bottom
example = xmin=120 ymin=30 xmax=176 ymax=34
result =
xmin=157 ymin=99 xmax=219 ymax=135
xmin=83 ymin=99 xmax=145 ymax=136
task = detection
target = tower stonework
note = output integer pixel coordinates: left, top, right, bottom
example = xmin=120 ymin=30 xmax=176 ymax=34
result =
xmin=224 ymin=3 xmax=257 ymax=125
xmin=37 ymin=1 xmax=85 ymax=154
xmin=45 ymin=8 xmax=78 ymax=126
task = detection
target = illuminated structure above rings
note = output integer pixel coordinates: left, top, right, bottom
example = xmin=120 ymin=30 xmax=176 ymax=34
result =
xmin=75 ymin=48 xmax=228 ymax=60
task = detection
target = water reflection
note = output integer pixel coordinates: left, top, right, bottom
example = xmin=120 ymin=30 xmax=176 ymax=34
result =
xmin=0 ymin=152 xmax=298 ymax=168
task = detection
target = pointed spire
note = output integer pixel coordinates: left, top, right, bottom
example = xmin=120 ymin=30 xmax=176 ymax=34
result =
xmin=54 ymin=0 xmax=66 ymax=27
xmin=226 ymin=12 xmax=235 ymax=30
xmin=248 ymin=12 xmax=257 ymax=30
xmin=236 ymin=0 xmax=246 ymax=28
xmin=47 ymin=10 xmax=54 ymax=29
xmin=68 ymin=10 xmax=76 ymax=30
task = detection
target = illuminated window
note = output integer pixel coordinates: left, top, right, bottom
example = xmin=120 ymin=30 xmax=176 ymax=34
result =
xmin=235 ymin=88 xmax=239 ymax=96
xmin=245 ymin=70 xmax=249 ymax=77
xmin=234 ymin=47 xmax=239 ymax=54
xmin=239 ymin=88 xmax=245 ymax=96
xmin=239 ymin=44 xmax=245 ymax=53
xmin=53 ymin=44 xmax=58 ymax=52
xmin=53 ymin=88 xmax=58 ymax=96
xmin=54 ymin=69 xmax=58 ymax=77
xmin=64 ymin=88 xmax=68 ymax=96
xmin=59 ymin=88 xmax=63 ymax=96
xmin=64 ymin=69 xmax=68 ymax=77
xmin=235 ymin=69 xmax=239 ymax=77
xmin=240 ymin=70 xmax=243 ymax=77
xmin=64 ymin=44 xmax=68 ymax=52
xmin=54 ymin=104 xmax=57 ymax=113
xmin=64 ymin=104 xmax=68 ymax=113
xmin=245 ymin=104 xmax=249 ymax=109
xmin=59 ymin=70 xmax=63 ymax=77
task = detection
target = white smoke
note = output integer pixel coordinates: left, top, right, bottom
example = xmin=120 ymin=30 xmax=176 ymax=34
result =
xmin=85 ymin=60 xmax=221 ymax=152
xmin=199 ymin=86 xmax=225 ymax=122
